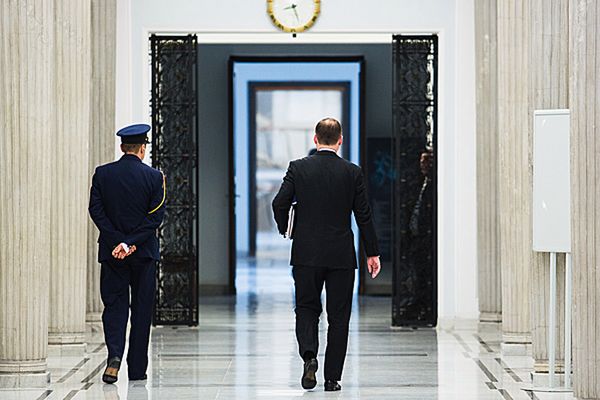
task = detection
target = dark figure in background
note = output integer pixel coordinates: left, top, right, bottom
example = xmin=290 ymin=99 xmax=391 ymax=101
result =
xmin=272 ymin=118 xmax=381 ymax=392
xmin=400 ymin=149 xmax=435 ymax=321
xmin=89 ymin=124 xmax=166 ymax=384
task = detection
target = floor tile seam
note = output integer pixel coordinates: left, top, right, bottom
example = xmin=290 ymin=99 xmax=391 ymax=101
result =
xmin=494 ymin=357 xmax=524 ymax=383
xmin=153 ymin=352 xmax=430 ymax=358
xmin=459 ymin=343 xmax=536 ymax=400
xmin=80 ymin=359 xmax=106 ymax=384
xmin=55 ymin=357 xmax=91 ymax=384
xmin=477 ymin=357 xmax=540 ymax=400
xmin=449 ymin=328 xmax=532 ymax=397
xmin=34 ymin=389 xmax=53 ymax=400
xmin=143 ymin=383 xmax=442 ymax=389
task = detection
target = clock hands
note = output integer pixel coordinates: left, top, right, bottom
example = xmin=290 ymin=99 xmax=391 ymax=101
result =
xmin=283 ymin=3 xmax=301 ymax=24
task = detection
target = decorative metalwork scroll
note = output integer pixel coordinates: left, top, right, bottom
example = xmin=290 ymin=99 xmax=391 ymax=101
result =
xmin=392 ymin=35 xmax=438 ymax=327
xmin=150 ymin=34 xmax=198 ymax=326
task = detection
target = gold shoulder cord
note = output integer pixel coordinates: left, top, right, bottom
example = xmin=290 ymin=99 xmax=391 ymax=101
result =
xmin=149 ymin=172 xmax=166 ymax=214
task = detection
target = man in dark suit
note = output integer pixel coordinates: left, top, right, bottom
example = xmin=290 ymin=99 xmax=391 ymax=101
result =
xmin=89 ymin=124 xmax=166 ymax=384
xmin=272 ymin=118 xmax=381 ymax=392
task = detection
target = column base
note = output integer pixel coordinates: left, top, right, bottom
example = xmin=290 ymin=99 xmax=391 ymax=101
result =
xmin=501 ymin=333 xmax=531 ymax=355
xmin=47 ymin=343 xmax=86 ymax=357
xmin=501 ymin=342 xmax=532 ymax=356
xmin=479 ymin=311 xmax=502 ymax=323
xmin=86 ymin=311 xmax=102 ymax=323
xmin=534 ymin=361 xmax=565 ymax=373
xmin=530 ymin=371 xmax=571 ymax=387
xmin=0 ymin=372 xmax=50 ymax=388
xmin=86 ymin=320 xmax=104 ymax=336
xmin=478 ymin=321 xmax=501 ymax=333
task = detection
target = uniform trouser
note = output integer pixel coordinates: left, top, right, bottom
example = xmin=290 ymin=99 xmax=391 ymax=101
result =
xmin=292 ymin=265 xmax=355 ymax=381
xmin=100 ymin=257 xmax=156 ymax=379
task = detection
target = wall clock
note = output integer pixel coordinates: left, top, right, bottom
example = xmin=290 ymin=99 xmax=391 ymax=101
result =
xmin=267 ymin=0 xmax=321 ymax=33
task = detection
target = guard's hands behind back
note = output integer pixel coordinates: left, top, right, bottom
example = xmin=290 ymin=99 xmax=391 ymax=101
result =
xmin=112 ymin=243 xmax=137 ymax=260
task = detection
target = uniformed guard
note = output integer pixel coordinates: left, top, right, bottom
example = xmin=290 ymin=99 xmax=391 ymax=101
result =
xmin=89 ymin=124 xmax=166 ymax=384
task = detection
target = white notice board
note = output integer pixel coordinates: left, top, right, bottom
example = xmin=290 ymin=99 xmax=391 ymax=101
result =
xmin=532 ymin=109 xmax=571 ymax=253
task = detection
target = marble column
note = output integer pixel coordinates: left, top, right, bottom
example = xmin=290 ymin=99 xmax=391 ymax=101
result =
xmin=497 ymin=0 xmax=532 ymax=354
xmin=475 ymin=0 xmax=502 ymax=324
xmin=528 ymin=0 xmax=569 ymax=378
xmin=86 ymin=0 xmax=117 ymax=324
xmin=0 ymin=0 xmax=53 ymax=387
xmin=48 ymin=0 xmax=92 ymax=355
xmin=569 ymin=1 xmax=600 ymax=397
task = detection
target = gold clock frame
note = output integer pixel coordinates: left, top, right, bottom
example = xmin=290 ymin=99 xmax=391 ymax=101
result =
xmin=267 ymin=0 xmax=321 ymax=33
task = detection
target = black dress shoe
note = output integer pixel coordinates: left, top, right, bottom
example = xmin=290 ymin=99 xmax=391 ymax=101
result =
xmin=129 ymin=374 xmax=147 ymax=381
xmin=102 ymin=357 xmax=121 ymax=384
xmin=301 ymin=358 xmax=318 ymax=390
xmin=324 ymin=380 xmax=341 ymax=391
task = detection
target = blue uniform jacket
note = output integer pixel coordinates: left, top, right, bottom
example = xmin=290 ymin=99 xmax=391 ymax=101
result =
xmin=89 ymin=154 xmax=166 ymax=262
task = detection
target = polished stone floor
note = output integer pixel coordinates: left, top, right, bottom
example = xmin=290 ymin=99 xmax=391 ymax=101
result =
xmin=1 ymin=242 xmax=577 ymax=399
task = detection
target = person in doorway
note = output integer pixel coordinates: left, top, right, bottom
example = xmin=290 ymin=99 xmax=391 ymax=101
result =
xmin=89 ymin=124 xmax=166 ymax=384
xmin=272 ymin=117 xmax=381 ymax=392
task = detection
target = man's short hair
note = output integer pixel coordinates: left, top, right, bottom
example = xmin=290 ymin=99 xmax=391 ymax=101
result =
xmin=121 ymin=143 xmax=143 ymax=153
xmin=315 ymin=118 xmax=342 ymax=145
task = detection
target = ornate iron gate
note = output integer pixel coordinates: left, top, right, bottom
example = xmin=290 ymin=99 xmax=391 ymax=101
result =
xmin=392 ymin=35 xmax=438 ymax=327
xmin=150 ymin=34 xmax=199 ymax=326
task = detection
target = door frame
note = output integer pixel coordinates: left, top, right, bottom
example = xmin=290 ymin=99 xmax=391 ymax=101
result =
xmin=228 ymin=55 xmax=366 ymax=294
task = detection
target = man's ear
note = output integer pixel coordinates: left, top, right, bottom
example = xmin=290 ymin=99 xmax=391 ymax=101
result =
xmin=313 ymin=134 xmax=318 ymax=146
xmin=338 ymin=135 xmax=343 ymax=146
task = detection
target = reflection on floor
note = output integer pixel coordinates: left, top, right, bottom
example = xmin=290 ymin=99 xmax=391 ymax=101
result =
xmin=1 ymin=250 xmax=576 ymax=399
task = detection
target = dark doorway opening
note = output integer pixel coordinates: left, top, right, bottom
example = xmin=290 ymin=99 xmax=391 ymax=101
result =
xmin=228 ymin=56 xmax=364 ymax=295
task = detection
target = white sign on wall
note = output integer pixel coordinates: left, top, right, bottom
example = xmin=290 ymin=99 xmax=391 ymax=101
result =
xmin=532 ymin=109 xmax=571 ymax=253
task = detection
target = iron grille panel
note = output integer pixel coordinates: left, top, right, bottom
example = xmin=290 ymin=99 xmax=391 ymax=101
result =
xmin=392 ymin=35 xmax=438 ymax=327
xmin=150 ymin=34 xmax=199 ymax=326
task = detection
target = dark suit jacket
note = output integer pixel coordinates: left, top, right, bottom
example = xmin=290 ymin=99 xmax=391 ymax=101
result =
xmin=89 ymin=154 xmax=166 ymax=262
xmin=272 ymin=150 xmax=379 ymax=268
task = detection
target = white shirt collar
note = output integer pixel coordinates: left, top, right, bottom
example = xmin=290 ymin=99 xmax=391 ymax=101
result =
xmin=318 ymin=148 xmax=338 ymax=154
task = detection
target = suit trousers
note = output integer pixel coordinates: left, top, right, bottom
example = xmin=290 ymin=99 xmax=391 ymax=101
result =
xmin=292 ymin=265 xmax=355 ymax=381
xmin=100 ymin=257 xmax=156 ymax=379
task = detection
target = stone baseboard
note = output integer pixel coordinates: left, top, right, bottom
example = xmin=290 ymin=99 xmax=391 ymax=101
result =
xmin=47 ymin=343 xmax=86 ymax=357
xmin=0 ymin=371 xmax=50 ymax=388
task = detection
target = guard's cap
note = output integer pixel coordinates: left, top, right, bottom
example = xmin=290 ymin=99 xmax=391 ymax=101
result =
xmin=116 ymin=124 xmax=151 ymax=144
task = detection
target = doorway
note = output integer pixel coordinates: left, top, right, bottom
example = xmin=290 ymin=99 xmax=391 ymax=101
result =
xmin=150 ymin=38 xmax=438 ymax=325
xmin=229 ymin=57 xmax=363 ymax=294
xmin=248 ymin=82 xmax=350 ymax=257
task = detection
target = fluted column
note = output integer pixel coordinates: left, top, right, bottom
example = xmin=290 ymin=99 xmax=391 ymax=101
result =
xmin=570 ymin=1 xmax=600 ymax=397
xmin=0 ymin=0 xmax=53 ymax=387
xmin=497 ymin=0 xmax=532 ymax=354
xmin=528 ymin=0 xmax=569 ymax=377
xmin=475 ymin=0 xmax=502 ymax=324
xmin=87 ymin=0 xmax=117 ymax=323
xmin=48 ymin=0 xmax=92 ymax=355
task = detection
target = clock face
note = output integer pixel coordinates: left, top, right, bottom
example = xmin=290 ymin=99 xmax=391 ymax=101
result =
xmin=267 ymin=0 xmax=321 ymax=33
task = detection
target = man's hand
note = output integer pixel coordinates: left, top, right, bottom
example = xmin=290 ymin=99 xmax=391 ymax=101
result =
xmin=112 ymin=243 xmax=137 ymax=260
xmin=367 ymin=256 xmax=381 ymax=279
